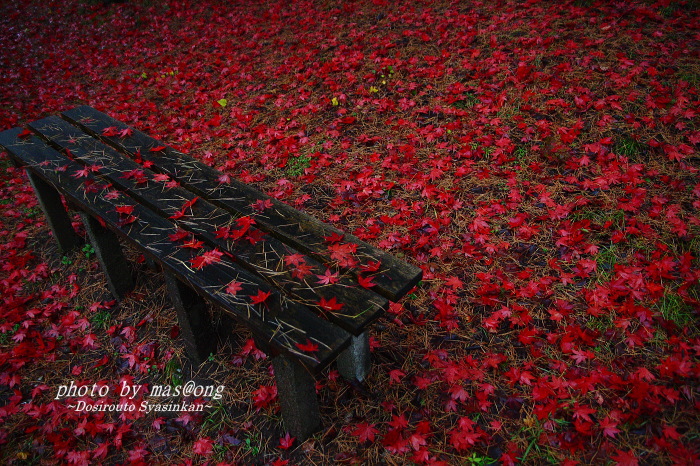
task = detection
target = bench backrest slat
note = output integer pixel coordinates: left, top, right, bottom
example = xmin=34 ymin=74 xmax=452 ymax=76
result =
xmin=62 ymin=106 xmax=423 ymax=301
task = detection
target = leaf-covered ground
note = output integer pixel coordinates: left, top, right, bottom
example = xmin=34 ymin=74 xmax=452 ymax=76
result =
xmin=1 ymin=0 xmax=699 ymax=464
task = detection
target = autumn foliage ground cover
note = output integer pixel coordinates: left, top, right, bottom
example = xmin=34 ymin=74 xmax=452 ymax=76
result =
xmin=0 ymin=0 xmax=699 ymax=464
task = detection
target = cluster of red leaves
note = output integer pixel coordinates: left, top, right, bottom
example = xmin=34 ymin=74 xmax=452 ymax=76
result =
xmin=0 ymin=0 xmax=699 ymax=464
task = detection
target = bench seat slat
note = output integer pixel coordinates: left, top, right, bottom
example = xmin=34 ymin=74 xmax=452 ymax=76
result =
xmin=61 ymin=106 xmax=423 ymax=301
xmin=29 ymin=116 xmax=388 ymax=335
xmin=0 ymin=128 xmax=350 ymax=373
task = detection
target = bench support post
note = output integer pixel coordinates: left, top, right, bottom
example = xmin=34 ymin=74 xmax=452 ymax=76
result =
xmin=337 ymin=331 xmax=371 ymax=382
xmin=272 ymin=353 xmax=321 ymax=440
xmin=80 ymin=213 xmax=133 ymax=299
xmin=26 ymin=170 xmax=82 ymax=254
xmin=164 ymin=273 xmax=216 ymax=365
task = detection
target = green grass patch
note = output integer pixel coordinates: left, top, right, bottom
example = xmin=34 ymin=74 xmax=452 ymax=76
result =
xmin=594 ymin=244 xmax=620 ymax=283
xmin=286 ymin=154 xmax=311 ymax=177
xmin=614 ymin=136 xmax=643 ymax=158
xmin=571 ymin=209 xmax=625 ymax=230
xmin=586 ymin=313 xmax=615 ymax=332
xmin=655 ymin=293 xmax=695 ymax=327
xmin=163 ymin=357 xmax=183 ymax=387
xmin=90 ymin=310 xmax=111 ymax=330
xmin=451 ymin=93 xmax=479 ymax=110
xmin=202 ymin=399 xmax=232 ymax=434
xmin=0 ymin=324 xmax=21 ymax=345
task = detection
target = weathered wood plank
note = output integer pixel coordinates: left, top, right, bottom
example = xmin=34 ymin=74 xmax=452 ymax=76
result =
xmin=61 ymin=106 xmax=423 ymax=301
xmin=29 ymin=116 xmax=388 ymax=335
xmin=0 ymin=129 xmax=350 ymax=373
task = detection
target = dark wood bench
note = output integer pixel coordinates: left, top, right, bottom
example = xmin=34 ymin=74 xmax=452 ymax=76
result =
xmin=0 ymin=106 xmax=422 ymax=440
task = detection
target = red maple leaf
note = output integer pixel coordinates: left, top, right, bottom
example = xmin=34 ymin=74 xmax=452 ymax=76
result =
xmin=72 ymin=167 xmax=91 ymax=178
xmin=181 ymin=237 xmax=204 ymax=249
xmin=278 ymin=432 xmax=295 ymax=450
xmin=328 ymin=242 xmax=358 ymax=267
xmin=251 ymin=289 xmax=272 ymax=305
xmin=317 ymin=296 xmax=344 ymax=312
xmin=357 ymin=275 xmax=376 ymax=289
xmin=168 ymin=229 xmax=189 ymax=242
xmin=226 ymin=280 xmax=243 ymax=296
xmin=252 ymin=198 xmax=273 ymax=212
xmin=316 ymin=268 xmax=339 ymax=285
xmin=291 ymin=263 xmax=314 ymax=279
xmin=611 ymin=449 xmax=638 ymax=466
xmin=115 ymin=205 xmax=135 ymax=215
xmin=236 ymin=216 xmax=256 ymax=229
xmin=599 ymin=416 xmax=620 ymax=438
xmin=192 ymin=437 xmax=214 ymax=455
xmin=149 ymin=145 xmax=166 ymax=152
xmin=190 ymin=249 xmax=223 ymax=269
xmin=284 ymin=253 xmax=306 ymax=267
xmin=183 ymin=197 xmax=199 ymax=209
xmin=214 ymin=226 xmax=231 ymax=239
xmin=252 ymin=384 xmax=277 ymax=410
xmin=296 ymin=339 xmax=318 ymax=352
xmin=351 ymin=422 xmax=378 ymax=443
xmin=119 ymin=128 xmax=133 ymax=138
xmin=360 ymin=260 xmax=381 ymax=273
xmin=102 ymin=126 xmax=119 ymax=137
xmin=324 ymin=231 xmax=345 ymax=243
xmin=389 ymin=369 xmax=405 ymax=385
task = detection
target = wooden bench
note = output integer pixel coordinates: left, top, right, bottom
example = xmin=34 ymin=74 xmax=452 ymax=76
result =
xmin=0 ymin=106 xmax=422 ymax=440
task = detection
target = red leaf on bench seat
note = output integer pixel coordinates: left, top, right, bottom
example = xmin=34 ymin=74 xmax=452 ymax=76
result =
xmin=360 ymin=260 xmax=382 ymax=273
xmin=358 ymin=275 xmax=376 ymax=289
xmin=169 ymin=210 xmax=185 ymax=220
xmin=283 ymin=253 xmax=306 ymax=267
xmin=190 ymin=249 xmax=223 ymax=269
xmin=252 ymin=199 xmax=273 ymax=212
xmin=295 ymin=339 xmax=319 ymax=353
xmin=225 ymin=280 xmax=243 ymax=296
xmin=316 ymin=268 xmax=339 ymax=285
xmin=168 ymin=228 xmax=189 ymax=242
xmin=101 ymin=126 xmax=119 ymax=137
xmin=250 ymin=289 xmax=272 ymax=305
xmin=291 ymin=262 xmax=314 ymax=280
xmin=149 ymin=145 xmax=166 ymax=152
xmin=323 ymin=232 xmax=345 ymax=244
xmin=115 ymin=205 xmax=135 ymax=215
xmin=317 ymin=296 xmax=344 ymax=312
xmin=181 ymin=237 xmax=204 ymax=249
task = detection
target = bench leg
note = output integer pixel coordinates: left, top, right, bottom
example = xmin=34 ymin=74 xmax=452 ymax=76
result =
xmin=337 ymin=331 xmax=371 ymax=382
xmin=164 ymin=273 xmax=216 ymax=365
xmin=80 ymin=213 xmax=133 ymax=299
xmin=272 ymin=353 xmax=321 ymax=440
xmin=26 ymin=170 xmax=82 ymax=254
